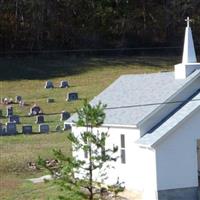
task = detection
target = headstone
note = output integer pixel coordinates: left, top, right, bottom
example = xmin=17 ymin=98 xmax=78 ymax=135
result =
xmin=36 ymin=115 xmax=44 ymax=124
xmin=9 ymin=115 xmax=20 ymax=124
xmin=15 ymin=96 xmax=22 ymax=103
xmin=39 ymin=124 xmax=49 ymax=133
xmin=44 ymin=80 xmax=54 ymax=89
xmin=5 ymin=122 xmax=17 ymax=135
xmin=47 ymin=98 xmax=54 ymax=103
xmin=63 ymin=123 xmax=71 ymax=131
xmin=29 ymin=105 xmax=42 ymax=116
xmin=66 ymin=92 xmax=78 ymax=101
xmin=60 ymin=111 xmax=70 ymax=121
xmin=22 ymin=125 xmax=32 ymax=134
xmin=59 ymin=80 xmax=69 ymax=88
xmin=6 ymin=106 xmax=13 ymax=117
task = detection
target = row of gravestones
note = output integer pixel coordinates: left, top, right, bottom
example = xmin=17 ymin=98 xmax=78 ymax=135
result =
xmin=0 ymin=108 xmax=71 ymax=136
xmin=45 ymin=80 xmax=69 ymax=89
xmin=1 ymin=106 xmax=70 ymax=121
xmin=1 ymin=95 xmax=23 ymax=105
xmin=0 ymin=122 xmax=50 ymax=136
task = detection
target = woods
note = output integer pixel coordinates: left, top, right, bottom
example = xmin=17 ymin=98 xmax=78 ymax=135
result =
xmin=0 ymin=0 xmax=200 ymax=52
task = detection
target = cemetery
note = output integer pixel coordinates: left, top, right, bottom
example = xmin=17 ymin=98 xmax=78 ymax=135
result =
xmin=0 ymin=80 xmax=73 ymax=136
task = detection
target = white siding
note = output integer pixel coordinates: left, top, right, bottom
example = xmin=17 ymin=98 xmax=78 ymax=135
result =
xmin=71 ymin=125 xmax=158 ymax=199
xmin=155 ymin=110 xmax=200 ymax=190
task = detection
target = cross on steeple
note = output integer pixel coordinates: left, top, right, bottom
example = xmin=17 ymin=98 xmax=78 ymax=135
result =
xmin=185 ymin=17 xmax=192 ymax=27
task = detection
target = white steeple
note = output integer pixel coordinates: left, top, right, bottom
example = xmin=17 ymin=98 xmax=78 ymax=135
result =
xmin=182 ymin=17 xmax=197 ymax=63
xmin=174 ymin=17 xmax=200 ymax=79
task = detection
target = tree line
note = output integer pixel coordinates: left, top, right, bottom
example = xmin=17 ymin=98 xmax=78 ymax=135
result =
xmin=0 ymin=0 xmax=200 ymax=52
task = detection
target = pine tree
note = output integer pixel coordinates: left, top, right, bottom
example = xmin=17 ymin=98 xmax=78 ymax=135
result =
xmin=38 ymin=100 xmax=118 ymax=200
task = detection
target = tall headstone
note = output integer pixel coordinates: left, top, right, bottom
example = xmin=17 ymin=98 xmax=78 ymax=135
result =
xmin=44 ymin=80 xmax=54 ymax=89
xmin=6 ymin=106 xmax=13 ymax=117
xmin=59 ymin=80 xmax=69 ymax=88
xmin=5 ymin=122 xmax=17 ymax=135
xmin=22 ymin=125 xmax=32 ymax=134
xmin=9 ymin=115 xmax=20 ymax=124
xmin=36 ymin=115 xmax=45 ymax=124
xmin=39 ymin=124 xmax=49 ymax=133
xmin=66 ymin=92 xmax=78 ymax=101
xmin=60 ymin=111 xmax=70 ymax=121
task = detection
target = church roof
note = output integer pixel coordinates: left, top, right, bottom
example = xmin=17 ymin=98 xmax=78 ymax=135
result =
xmin=137 ymin=90 xmax=200 ymax=147
xmin=66 ymin=69 xmax=200 ymax=126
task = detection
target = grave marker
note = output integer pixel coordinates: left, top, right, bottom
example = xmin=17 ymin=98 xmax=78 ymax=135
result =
xmin=22 ymin=125 xmax=32 ymax=134
xmin=5 ymin=122 xmax=17 ymax=135
xmin=9 ymin=115 xmax=20 ymax=124
xmin=66 ymin=92 xmax=78 ymax=101
xmin=39 ymin=124 xmax=49 ymax=133
xmin=44 ymin=80 xmax=54 ymax=89
xmin=47 ymin=98 xmax=55 ymax=103
xmin=60 ymin=80 xmax=69 ymax=88
xmin=36 ymin=115 xmax=45 ymax=124
xmin=15 ymin=96 xmax=22 ymax=103
xmin=6 ymin=106 xmax=13 ymax=117
xmin=60 ymin=111 xmax=70 ymax=121
xmin=29 ymin=105 xmax=42 ymax=116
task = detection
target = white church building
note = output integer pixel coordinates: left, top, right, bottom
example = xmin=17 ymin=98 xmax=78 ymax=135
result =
xmin=66 ymin=18 xmax=200 ymax=200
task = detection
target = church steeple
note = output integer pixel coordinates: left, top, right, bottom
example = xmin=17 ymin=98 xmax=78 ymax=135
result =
xmin=174 ymin=17 xmax=200 ymax=79
xmin=182 ymin=17 xmax=197 ymax=64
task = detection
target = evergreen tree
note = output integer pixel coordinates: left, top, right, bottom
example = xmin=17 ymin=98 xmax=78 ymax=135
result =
xmin=38 ymin=101 xmax=118 ymax=200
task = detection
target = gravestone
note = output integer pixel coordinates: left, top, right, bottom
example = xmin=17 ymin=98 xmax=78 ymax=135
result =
xmin=36 ymin=115 xmax=44 ymax=124
xmin=15 ymin=96 xmax=22 ymax=103
xmin=44 ymin=80 xmax=54 ymax=89
xmin=39 ymin=124 xmax=49 ymax=133
xmin=22 ymin=125 xmax=32 ymax=134
xmin=5 ymin=122 xmax=17 ymax=135
xmin=66 ymin=92 xmax=78 ymax=101
xmin=60 ymin=111 xmax=70 ymax=121
xmin=6 ymin=106 xmax=13 ymax=117
xmin=60 ymin=80 xmax=69 ymax=88
xmin=9 ymin=115 xmax=20 ymax=124
xmin=47 ymin=98 xmax=54 ymax=103
xmin=29 ymin=105 xmax=42 ymax=116
xmin=63 ymin=123 xmax=71 ymax=130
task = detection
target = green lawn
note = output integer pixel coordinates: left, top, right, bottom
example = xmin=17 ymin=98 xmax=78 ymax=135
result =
xmin=0 ymin=55 xmax=176 ymax=199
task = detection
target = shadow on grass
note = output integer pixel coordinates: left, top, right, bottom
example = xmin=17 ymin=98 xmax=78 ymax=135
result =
xmin=0 ymin=55 xmax=178 ymax=81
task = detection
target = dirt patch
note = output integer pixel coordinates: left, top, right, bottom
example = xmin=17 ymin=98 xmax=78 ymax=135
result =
xmin=120 ymin=189 xmax=142 ymax=200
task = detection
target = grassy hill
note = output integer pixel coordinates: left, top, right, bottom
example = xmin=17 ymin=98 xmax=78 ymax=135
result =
xmin=0 ymin=55 xmax=175 ymax=199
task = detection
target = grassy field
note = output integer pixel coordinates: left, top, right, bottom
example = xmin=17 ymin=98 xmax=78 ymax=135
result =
xmin=0 ymin=55 xmax=176 ymax=199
